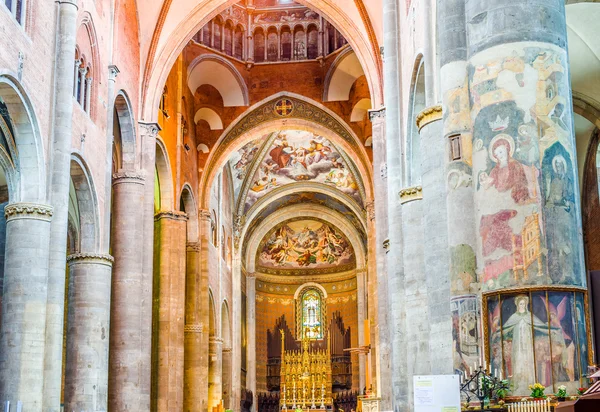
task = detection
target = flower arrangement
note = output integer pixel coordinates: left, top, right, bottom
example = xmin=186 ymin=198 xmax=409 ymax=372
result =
xmin=556 ymin=385 xmax=567 ymax=401
xmin=496 ymin=379 xmax=509 ymax=400
xmin=529 ymin=383 xmax=546 ymax=399
xmin=577 ymin=387 xmax=586 ymax=396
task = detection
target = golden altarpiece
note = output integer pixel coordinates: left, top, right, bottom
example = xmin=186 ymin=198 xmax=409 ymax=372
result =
xmin=279 ymin=328 xmax=333 ymax=410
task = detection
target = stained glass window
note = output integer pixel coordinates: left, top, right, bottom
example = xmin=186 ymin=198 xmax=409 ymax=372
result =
xmin=302 ymin=289 xmax=322 ymax=339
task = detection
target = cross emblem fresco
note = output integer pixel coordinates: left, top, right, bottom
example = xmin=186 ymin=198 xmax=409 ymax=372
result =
xmin=274 ymin=98 xmax=294 ymax=116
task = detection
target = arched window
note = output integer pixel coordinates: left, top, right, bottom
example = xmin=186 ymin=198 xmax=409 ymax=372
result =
xmin=297 ymin=288 xmax=325 ymax=339
xmin=254 ymin=28 xmax=265 ymax=63
xmin=82 ymin=65 xmax=92 ymax=114
xmin=4 ymin=0 xmax=26 ymax=26
xmin=224 ymin=21 xmax=234 ymax=56
xmin=234 ymin=25 xmax=244 ymax=60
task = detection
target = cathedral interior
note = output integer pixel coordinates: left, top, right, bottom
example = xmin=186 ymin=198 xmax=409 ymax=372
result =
xmin=1 ymin=0 xmax=600 ymax=411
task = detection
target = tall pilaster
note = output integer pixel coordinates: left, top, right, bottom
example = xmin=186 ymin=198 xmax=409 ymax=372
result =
xmin=417 ymin=106 xmax=453 ymax=374
xmin=231 ymin=221 xmax=243 ymax=410
xmin=0 ymin=203 xmax=53 ymax=409
xmin=139 ymin=122 xmax=160 ymax=408
xmin=64 ymin=253 xmax=114 ymax=412
xmin=368 ymin=108 xmax=392 ymax=410
xmin=108 ymin=172 xmax=147 ymax=411
xmin=184 ymin=209 xmax=211 ymax=412
xmin=184 ymin=241 xmax=202 ymax=412
xmin=103 ymin=65 xmax=120 ymax=251
xmin=43 ymin=1 xmax=79 ymax=409
xmin=246 ymin=273 xmax=257 ymax=412
xmin=383 ymin=0 xmax=408 ymax=408
xmin=154 ymin=211 xmax=188 ymax=411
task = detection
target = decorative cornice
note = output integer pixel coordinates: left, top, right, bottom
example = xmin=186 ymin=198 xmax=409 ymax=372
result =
xmin=416 ymin=105 xmax=443 ymax=132
xmin=154 ymin=210 xmax=188 ymax=222
xmin=112 ymin=171 xmax=145 ymax=183
xmin=138 ymin=122 xmax=161 ymax=138
xmin=399 ymin=185 xmax=423 ymax=204
xmin=184 ymin=323 xmax=204 ymax=334
xmin=368 ymin=107 xmax=386 ymax=122
xmin=67 ymin=253 xmax=114 ymax=265
xmin=5 ymin=203 xmax=53 ymax=221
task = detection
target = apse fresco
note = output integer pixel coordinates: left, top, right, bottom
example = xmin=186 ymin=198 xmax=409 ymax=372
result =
xmin=486 ymin=291 xmax=589 ymax=395
xmin=229 ymin=139 xmax=261 ymax=201
xmin=257 ymin=219 xmax=355 ymax=275
xmin=468 ymin=44 xmax=585 ymax=291
xmin=245 ymin=130 xmax=362 ymax=212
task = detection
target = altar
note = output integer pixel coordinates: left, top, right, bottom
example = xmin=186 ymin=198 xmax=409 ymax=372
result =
xmin=279 ymin=329 xmax=333 ymax=410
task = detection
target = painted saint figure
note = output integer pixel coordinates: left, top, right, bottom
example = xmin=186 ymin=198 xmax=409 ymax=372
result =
xmin=501 ymin=295 xmax=550 ymax=395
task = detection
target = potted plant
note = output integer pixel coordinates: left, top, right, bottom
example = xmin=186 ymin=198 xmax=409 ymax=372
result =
xmin=555 ymin=385 xmax=567 ymax=402
xmin=529 ymin=383 xmax=546 ymax=400
xmin=495 ymin=379 xmax=509 ymax=402
xmin=577 ymin=387 xmax=586 ymax=396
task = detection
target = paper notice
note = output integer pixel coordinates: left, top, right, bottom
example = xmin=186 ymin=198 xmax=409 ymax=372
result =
xmin=414 ymin=380 xmax=434 ymax=406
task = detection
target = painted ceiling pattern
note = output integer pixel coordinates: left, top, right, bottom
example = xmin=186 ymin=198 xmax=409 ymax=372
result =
xmin=257 ymin=218 xmax=355 ymax=275
xmin=227 ymin=130 xmax=364 ymax=214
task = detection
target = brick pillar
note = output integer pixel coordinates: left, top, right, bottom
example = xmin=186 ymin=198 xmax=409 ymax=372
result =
xmin=108 ymin=172 xmax=146 ymax=410
xmin=154 ymin=211 xmax=188 ymax=411
xmin=64 ymin=253 xmax=114 ymax=411
xmin=43 ymin=1 xmax=79 ymax=409
xmin=208 ymin=337 xmax=224 ymax=409
xmin=0 ymin=203 xmax=53 ymax=409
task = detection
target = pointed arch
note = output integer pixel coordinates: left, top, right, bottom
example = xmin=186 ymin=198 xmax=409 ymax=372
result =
xmin=208 ymin=288 xmax=217 ymax=337
xmin=155 ymin=137 xmax=175 ymax=211
xmin=0 ymin=73 xmax=46 ymax=203
xmin=70 ymin=153 xmax=101 ymax=253
xmin=179 ymin=183 xmax=198 ymax=242
xmin=323 ymin=48 xmax=365 ymax=102
xmin=114 ymin=91 xmax=137 ymax=171
xmin=406 ymin=54 xmax=426 ymax=186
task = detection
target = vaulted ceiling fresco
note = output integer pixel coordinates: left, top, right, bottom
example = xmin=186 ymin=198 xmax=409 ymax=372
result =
xmin=256 ymin=218 xmax=355 ymax=275
xmin=227 ymin=130 xmax=365 ymax=213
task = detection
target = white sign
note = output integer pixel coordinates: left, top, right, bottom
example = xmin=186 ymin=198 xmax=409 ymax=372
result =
xmin=413 ymin=375 xmax=461 ymax=412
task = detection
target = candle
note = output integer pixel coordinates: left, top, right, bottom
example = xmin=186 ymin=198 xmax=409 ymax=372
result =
xmin=484 ymin=359 xmax=487 ymax=371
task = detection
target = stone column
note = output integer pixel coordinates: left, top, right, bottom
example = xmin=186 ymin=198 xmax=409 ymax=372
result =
xmin=246 ymin=273 xmax=257 ymax=412
xmin=64 ymin=253 xmax=114 ymax=412
xmin=465 ymin=0 xmax=586 ymax=395
xmin=139 ymin=122 xmax=160 ymax=408
xmin=437 ymin=0 xmax=480 ymax=378
xmin=108 ymin=172 xmax=146 ymax=411
xmin=231 ymin=222 xmax=243 ymax=410
xmin=208 ymin=337 xmax=224 ymax=409
xmin=222 ymin=346 xmax=233 ymax=409
xmin=0 ymin=203 xmax=53 ymax=410
xmin=368 ymin=108 xmax=392 ymax=409
xmin=417 ymin=107 xmax=454 ymax=374
xmin=43 ymin=1 xmax=79 ymax=410
xmin=318 ymin=16 xmax=324 ymax=58
xmin=154 ymin=211 xmax=187 ymax=411
xmin=383 ymin=0 xmax=408 ymax=408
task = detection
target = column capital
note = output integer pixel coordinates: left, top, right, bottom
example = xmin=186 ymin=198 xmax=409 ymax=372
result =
xmin=112 ymin=171 xmax=145 ymax=185
xmin=246 ymin=272 xmax=257 ymax=280
xmin=199 ymin=209 xmax=211 ymax=221
xmin=67 ymin=253 xmax=114 ymax=266
xmin=108 ymin=65 xmax=120 ymax=81
xmin=368 ymin=107 xmax=386 ymax=123
xmin=416 ymin=105 xmax=442 ymax=132
xmin=138 ymin=122 xmax=161 ymax=138
xmin=399 ymin=185 xmax=423 ymax=204
xmin=184 ymin=323 xmax=204 ymax=334
xmin=154 ymin=210 xmax=188 ymax=222
xmin=209 ymin=336 xmax=224 ymax=345
xmin=187 ymin=242 xmax=201 ymax=252
xmin=5 ymin=202 xmax=53 ymax=222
